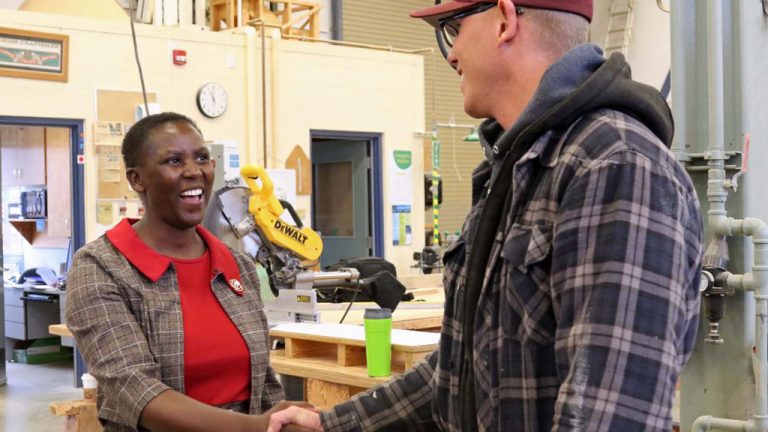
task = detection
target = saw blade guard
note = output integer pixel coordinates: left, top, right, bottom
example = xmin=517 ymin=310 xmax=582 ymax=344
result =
xmin=240 ymin=165 xmax=323 ymax=261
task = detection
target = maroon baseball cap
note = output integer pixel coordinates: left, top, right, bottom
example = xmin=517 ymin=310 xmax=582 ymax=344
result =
xmin=410 ymin=0 xmax=593 ymax=26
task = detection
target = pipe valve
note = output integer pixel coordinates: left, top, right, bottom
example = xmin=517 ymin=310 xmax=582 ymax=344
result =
xmin=701 ymin=268 xmax=735 ymax=344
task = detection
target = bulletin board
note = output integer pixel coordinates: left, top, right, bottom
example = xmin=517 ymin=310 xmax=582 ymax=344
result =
xmin=96 ymin=90 xmax=157 ymax=125
xmin=93 ymin=90 xmax=156 ymax=232
xmin=94 ymin=121 xmax=135 ymax=200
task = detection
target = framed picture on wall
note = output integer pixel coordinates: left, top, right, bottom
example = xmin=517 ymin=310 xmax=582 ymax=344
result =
xmin=0 ymin=27 xmax=69 ymax=82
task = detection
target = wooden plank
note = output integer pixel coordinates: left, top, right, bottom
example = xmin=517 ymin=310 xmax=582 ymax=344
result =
xmin=388 ymin=315 xmax=442 ymax=332
xmin=305 ymin=379 xmax=353 ymax=410
xmin=50 ymin=400 xmax=86 ymax=416
xmin=49 ymin=323 xmax=73 ymax=338
xmin=399 ymin=273 xmax=443 ymax=290
xmin=271 ymin=324 xmax=438 ymax=353
xmin=50 ymin=400 xmax=103 ymax=432
xmin=76 ymin=403 xmax=102 ymax=432
xmin=337 ymin=344 xmax=366 ymax=367
xmin=402 ymin=351 xmax=430 ymax=369
xmin=304 ymin=380 xmax=369 ymax=410
xmin=320 ymin=307 xmax=443 ymax=331
xmin=271 ymin=350 xmax=394 ymax=388
xmin=9 ymin=220 xmax=36 ymax=244
xmin=285 ymin=338 xmax=336 ymax=360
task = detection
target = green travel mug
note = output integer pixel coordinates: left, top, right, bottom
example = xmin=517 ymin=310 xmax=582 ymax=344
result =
xmin=364 ymin=308 xmax=392 ymax=377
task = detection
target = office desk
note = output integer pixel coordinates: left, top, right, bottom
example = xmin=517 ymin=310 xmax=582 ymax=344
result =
xmin=4 ymin=284 xmax=69 ymax=345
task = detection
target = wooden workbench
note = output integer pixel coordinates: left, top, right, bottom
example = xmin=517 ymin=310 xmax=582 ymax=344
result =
xmin=270 ymin=323 xmax=439 ymax=409
xmin=317 ymin=272 xmax=445 ymax=331
xmin=48 ymin=272 xmax=446 ymax=406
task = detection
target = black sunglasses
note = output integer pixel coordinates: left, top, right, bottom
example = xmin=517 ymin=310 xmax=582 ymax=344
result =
xmin=438 ymin=3 xmax=525 ymax=48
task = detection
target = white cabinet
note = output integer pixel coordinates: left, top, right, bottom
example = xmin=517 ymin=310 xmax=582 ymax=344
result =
xmin=0 ymin=126 xmax=46 ymax=188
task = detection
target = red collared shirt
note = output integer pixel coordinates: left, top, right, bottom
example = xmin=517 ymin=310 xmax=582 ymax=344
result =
xmin=107 ymin=219 xmax=251 ymax=406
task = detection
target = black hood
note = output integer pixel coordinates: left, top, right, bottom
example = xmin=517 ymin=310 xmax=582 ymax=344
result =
xmin=542 ymin=51 xmax=674 ymax=147
xmin=480 ymin=47 xmax=673 ymax=193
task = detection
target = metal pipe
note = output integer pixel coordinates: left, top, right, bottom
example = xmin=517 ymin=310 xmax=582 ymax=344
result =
xmin=243 ymin=26 xmax=258 ymax=166
xmin=691 ymin=415 xmax=747 ymax=432
xmin=331 ymin=0 xmax=343 ymax=40
xmin=728 ymin=272 xmax=756 ymax=292
xmin=262 ymin=23 xmax=268 ymax=168
xmin=669 ymin=0 xmax=689 ymax=164
xmin=247 ymin=19 xmax=270 ymax=167
xmin=269 ymin=28 xmax=281 ymax=168
xmin=690 ymin=1 xmax=768 ymax=430
xmin=748 ymin=220 xmax=768 ymax=417
xmin=705 ymin=0 xmax=729 ymax=234
xmin=303 ymin=270 xmax=361 ymax=283
xmin=706 ymin=1 xmax=725 ymax=158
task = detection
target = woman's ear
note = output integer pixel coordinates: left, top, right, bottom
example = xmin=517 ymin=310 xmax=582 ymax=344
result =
xmin=126 ymin=167 xmax=145 ymax=193
xmin=497 ymin=0 xmax=520 ymax=45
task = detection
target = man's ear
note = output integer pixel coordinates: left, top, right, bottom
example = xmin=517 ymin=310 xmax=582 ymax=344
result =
xmin=496 ymin=0 xmax=520 ymax=45
xmin=126 ymin=167 xmax=145 ymax=193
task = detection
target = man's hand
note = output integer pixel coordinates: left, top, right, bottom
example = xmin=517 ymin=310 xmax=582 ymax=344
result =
xmin=254 ymin=401 xmax=319 ymax=432
xmin=267 ymin=406 xmax=323 ymax=432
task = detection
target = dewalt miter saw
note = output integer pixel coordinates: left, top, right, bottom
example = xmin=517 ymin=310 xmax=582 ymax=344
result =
xmin=203 ymin=165 xmax=405 ymax=325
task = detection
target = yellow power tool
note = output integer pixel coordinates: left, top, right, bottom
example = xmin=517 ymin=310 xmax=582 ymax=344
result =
xmin=240 ymin=165 xmax=322 ymax=261
xmin=204 ymin=164 xmax=404 ymax=325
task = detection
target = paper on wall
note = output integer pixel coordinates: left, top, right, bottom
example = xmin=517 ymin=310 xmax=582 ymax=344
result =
xmin=96 ymin=202 xmax=114 ymax=225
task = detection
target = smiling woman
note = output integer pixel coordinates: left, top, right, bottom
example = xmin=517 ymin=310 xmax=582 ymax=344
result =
xmin=123 ymin=115 xmax=214 ymax=254
xmin=64 ymin=113 xmax=313 ymax=432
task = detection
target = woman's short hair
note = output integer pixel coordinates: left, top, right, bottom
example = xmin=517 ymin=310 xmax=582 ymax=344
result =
xmin=122 ymin=112 xmax=203 ymax=168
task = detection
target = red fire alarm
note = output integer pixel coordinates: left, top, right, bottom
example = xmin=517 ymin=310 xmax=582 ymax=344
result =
xmin=173 ymin=49 xmax=187 ymax=66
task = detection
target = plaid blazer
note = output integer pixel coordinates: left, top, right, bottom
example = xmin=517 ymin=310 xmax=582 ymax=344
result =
xmin=320 ymin=109 xmax=703 ymax=431
xmin=65 ymin=222 xmax=284 ymax=431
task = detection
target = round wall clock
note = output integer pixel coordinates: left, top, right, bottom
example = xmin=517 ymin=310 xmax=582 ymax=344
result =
xmin=196 ymin=82 xmax=228 ymax=118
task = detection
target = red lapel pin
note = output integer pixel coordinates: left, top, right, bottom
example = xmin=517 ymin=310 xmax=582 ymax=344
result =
xmin=229 ymin=279 xmax=244 ymax=296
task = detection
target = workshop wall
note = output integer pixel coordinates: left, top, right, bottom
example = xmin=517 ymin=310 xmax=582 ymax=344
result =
xmin=0 ymin=9 xmax=425 ymax=273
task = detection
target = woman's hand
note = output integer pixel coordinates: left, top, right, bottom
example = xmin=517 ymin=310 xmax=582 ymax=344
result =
xmin=256 ymin=401 xmax=321 ymax=432
xmin=141 ymin=391 xmax=319 ymax=432
xmin=266 ymin=405 xmax=323 ymax=432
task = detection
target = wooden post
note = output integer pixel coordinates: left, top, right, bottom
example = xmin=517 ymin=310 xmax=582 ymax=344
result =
xmin=50 ymin=400 xmax=103 ymax=432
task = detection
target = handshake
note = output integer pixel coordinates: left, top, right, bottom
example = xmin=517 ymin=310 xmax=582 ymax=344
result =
xmin=263 ymin=401 xmax=324 ymax=432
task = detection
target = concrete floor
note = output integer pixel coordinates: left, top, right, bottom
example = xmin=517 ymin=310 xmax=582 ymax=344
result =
xmin=0 ymin=360 xmax=82 ymax=432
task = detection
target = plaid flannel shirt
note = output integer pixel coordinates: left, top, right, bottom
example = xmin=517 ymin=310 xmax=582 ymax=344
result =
xmin=321 ymin=109 xmax=703 ymax=431
xmin=65 ymin=222 xmax=284 ymax=431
